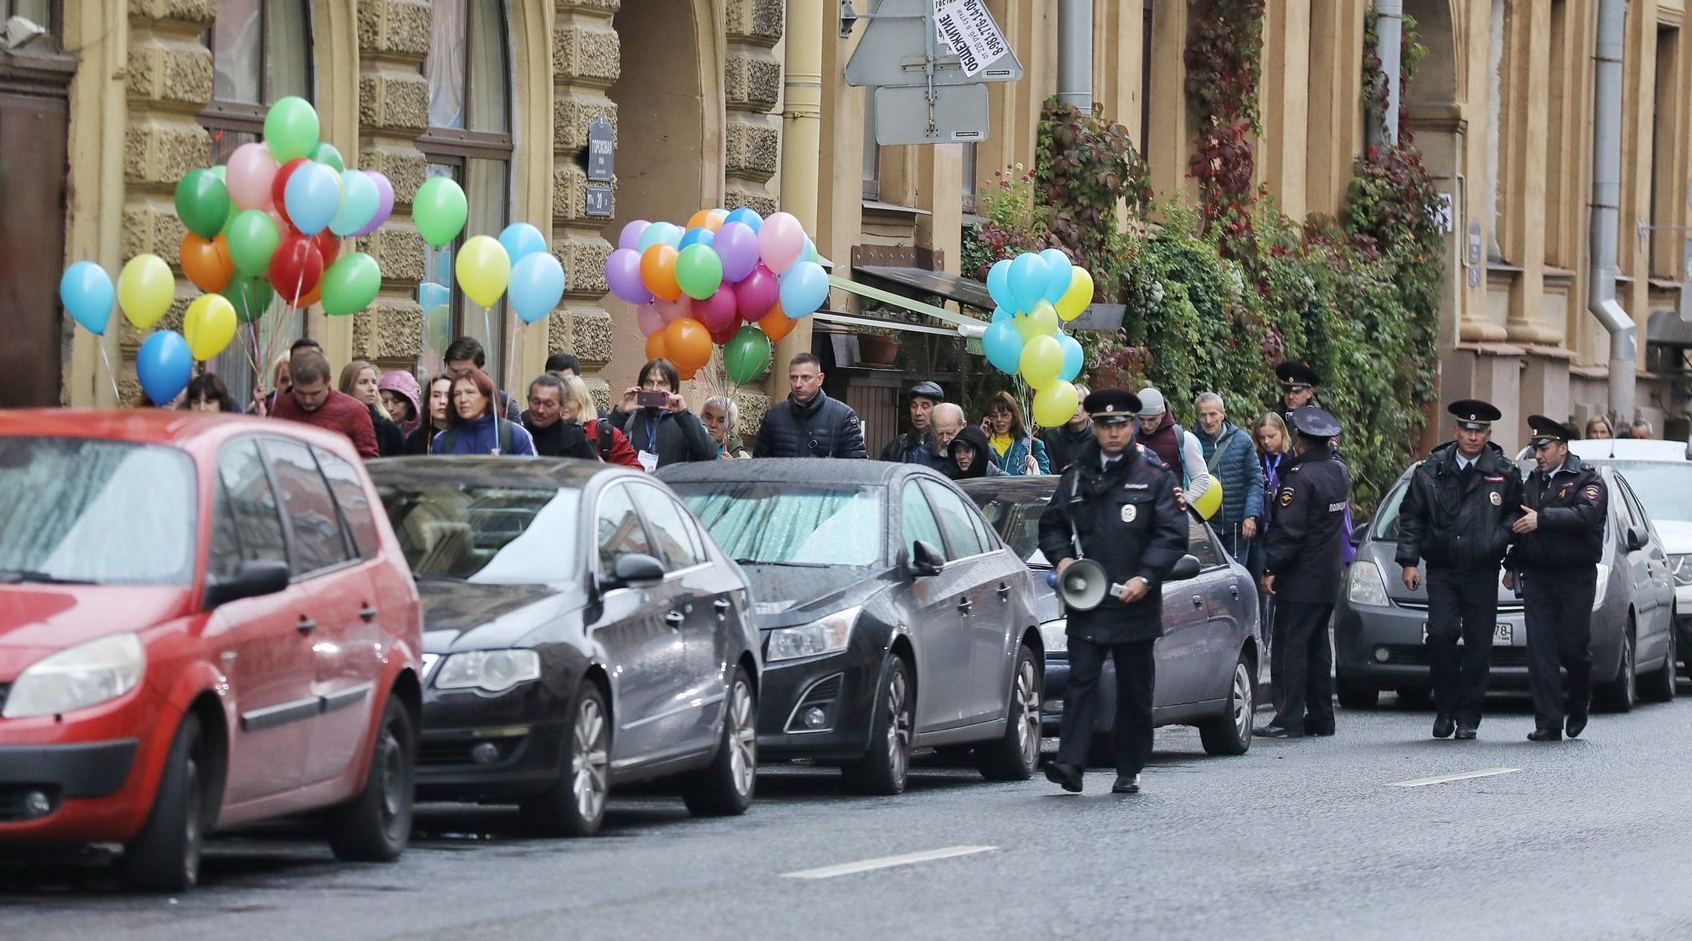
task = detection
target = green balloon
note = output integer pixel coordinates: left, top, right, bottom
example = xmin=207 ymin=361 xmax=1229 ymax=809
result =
xmin=722 ymin=325 xmax=772 ymax=384
xmin=210 ymin=165 xmax=227 ymax=183
xmin=414 ymin=177 xmax=468 ymax=249
xmin=264 ymin=95 xmax=320 ymax=162
xmin=320 ymin=252 xmax=382 ymax=316
xmin=219 ymin=199 xmax=241 ymax=236
xmin=227 ymin=210 xmax=281 ymax=276
xmin=222 ymin=274 xmax=275 ymax=323
xmin=175 ymin=169 xmax=230 ymax=239
xmin=310 ymin=141 xmax=345 ymax=174
xmin=675 ymin=243 xmax=724 ymax=300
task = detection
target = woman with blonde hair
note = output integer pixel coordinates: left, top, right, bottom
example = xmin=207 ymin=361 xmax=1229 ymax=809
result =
xmin=1584 ymin=415 xmax=1615 ymax=439
xmin=562 ymin=375 xmax=641 ymax=467
xmin=339 ymin=359 xmax=406 ymax=456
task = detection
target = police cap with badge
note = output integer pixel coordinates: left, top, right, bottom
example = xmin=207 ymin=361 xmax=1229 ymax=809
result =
xmin=1085 ymin=388 xmax=1141 ymax=425
xmin=1286 ymin=405 xmax=1341 ymax=442
xmin=1448 ymin=398 xmax=1502 ymax=431
xmin=1527 ymin=414 xmax=1578 ymax=447
xmin=1276 ymin=360 xmax=1320 ymax=392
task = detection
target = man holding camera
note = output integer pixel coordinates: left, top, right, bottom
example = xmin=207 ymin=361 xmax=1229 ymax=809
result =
xmin=1037 ymin=389 xmax=1188 ymax=795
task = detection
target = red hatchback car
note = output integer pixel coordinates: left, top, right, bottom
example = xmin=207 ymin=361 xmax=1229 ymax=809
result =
xmin=0 ymin=410 xmax=423 ymax=891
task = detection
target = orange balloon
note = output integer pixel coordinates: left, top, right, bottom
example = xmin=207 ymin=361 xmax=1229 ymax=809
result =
xmin=640 ymin=244 xmax=682 ymax=301
xmin=645 ymin=330 xmax=668 ymax=362
xmin=663 ymin=317 xmax=712 ymax=370
xmin=706 ymin=209 xmax=727 ymax=231
xmin=294 ymin=282 xmax=322 ymax=308
xmin=678 ymin=366 xmax=699 ymax=381
xmin=686 ymin=209 xmax=714 ymax=231
xmin=759 ymin=306 xmax=796 ymax=342
xmin=181 ymin=233 xmax=233 ymax=293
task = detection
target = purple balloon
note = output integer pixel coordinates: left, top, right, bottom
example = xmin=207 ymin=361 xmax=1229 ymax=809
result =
xmin=734 ymin=263 xmax=780 ymax=322
xmin=352 ymin=171 xmax=395 ymax=238
xmin=605 ymin=248 xmax=652 ymax=304
xmin=619 ymin=220 xmax=651 ymax=252
xmin=714 ymin=222 xmax=760 ymax=284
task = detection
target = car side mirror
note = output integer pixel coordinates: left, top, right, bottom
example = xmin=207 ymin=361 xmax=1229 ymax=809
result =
xmin=1349 ymin=519 xmax=1371 ymax=548
xmin=1166 ymin=554 xmax=1202 ymax=583
xmin=605 ymin=552 xmax=666 ymax=589
xmin=203 ymin=559 xmax=290 ymax=610
xmin=906 ymin=539 xmax=944 ymax=577
xmin=1626 ymin=526 xmax=1647 ymax=552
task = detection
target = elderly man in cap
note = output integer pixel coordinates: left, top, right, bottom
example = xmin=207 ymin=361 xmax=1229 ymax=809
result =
xmin=1506 ymin=415 xmax=1608 ymax=741
xmin=1038 ymin=389 xmax=1188 ymax=794
xmin=1255 ymin=405 xmax=1351 ymax=738
xmin=1395 ymin=400 xmax=1523 ymax=739
xmin=880 ymin=381 xmax=944 ymax=464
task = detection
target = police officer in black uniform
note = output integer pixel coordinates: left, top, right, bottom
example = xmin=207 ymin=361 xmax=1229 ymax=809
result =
xmin=1395 ymin=400 xmax=1523 ymax=740
xmin=1272 ymin=361 xmax=1321 ymax=429
xmin=1255 ymin=406 xmax=1351 ymax=738
xmin=1507 ymin=415 xmax=1608 ymax=741
xmin=1038 ymin=389 xmax=1188 ymax=794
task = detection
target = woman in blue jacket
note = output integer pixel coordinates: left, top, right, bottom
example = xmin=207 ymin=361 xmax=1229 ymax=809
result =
xmin=433 ymin=367 xmax=537 ymax=456
xmin=983 ymin=391 xmax=1051 ymax=476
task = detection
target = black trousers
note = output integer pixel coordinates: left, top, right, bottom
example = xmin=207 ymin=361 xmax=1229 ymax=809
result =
xmin=1057 ymin=636 xmax=1155 ymax=776
xmin=1522 ymin=567 xmax=1596 ymax=728
xmin=1269 ymin=601 xmax=1335 ymax=733
xmin=1425 ymin=568 xmax=1499 ymax=724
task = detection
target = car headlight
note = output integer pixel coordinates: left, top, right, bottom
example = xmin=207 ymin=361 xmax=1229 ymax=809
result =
xmin=1039 ymin=619 xmax=1068 ymax=653
xmin=434 ymin=650 xmax=542 ymax=693
xmin=1346 ymin=560 xmax=1391 ymax=607
xmin=3 ymin=633 xmax=146 ymax=719
xmin=1670 ymin=554 xmax=1692 ymax=587
xmin=1592 ymin=562 xmax=1611 ymax=612
xmin=766 ymin=607 xmax=860 ymax=662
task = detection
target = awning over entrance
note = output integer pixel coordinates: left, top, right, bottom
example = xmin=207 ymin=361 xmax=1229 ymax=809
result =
xmin=851 ymin=264 xmax=994 ymax=311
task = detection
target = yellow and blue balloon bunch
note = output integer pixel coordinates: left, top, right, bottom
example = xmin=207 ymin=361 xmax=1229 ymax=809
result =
xmin=981 ymin=249 xmax=1096 ymax=427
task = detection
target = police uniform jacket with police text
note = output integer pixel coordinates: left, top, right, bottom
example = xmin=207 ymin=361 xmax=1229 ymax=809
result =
xmin=1394 ymin=441 xmax=1523 ymax=571
xmin=1264 ymin=448 xmax=1351 ymax=604
xmin=1037 ymin=439 xmax=1188 ymax=644
xmin=1507 ymin=454 xmax=1607 ymax=572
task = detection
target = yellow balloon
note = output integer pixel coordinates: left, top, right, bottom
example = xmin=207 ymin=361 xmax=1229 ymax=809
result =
xmin=183 ymin=293 xmax=237 ymax=360
xmin=1019 ymin=334 xmax=1064 ymax=389
xmin=1032 ymin=380 xmax=1079 ymax=428
xmin=1056 ymin=265 xmax=1095 ymax=321
xmin=1025 ymin=300 xmax=1059 ymax=337
xmin=455 ymin=235 xmax=511 ymax=308
xmin=118 ymin=253 xmax=175 ymax=330
xmin=1192 ymin=477 xmax=1224 ymax=521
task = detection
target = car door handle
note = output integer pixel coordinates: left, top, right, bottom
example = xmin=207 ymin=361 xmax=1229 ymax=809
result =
xmin=664 ymin=610 xmax=685 ymax=628
xmin=997 ymin=582 xmax=1011 ymax=602
xmin=1191 ymin=595 xmax=1204 ymax=609
xmin=296 ymin=617 xmax=317 ymax=635
xmin=713 ymin=597 xmax=731 ymax=613
xmin=1229 ymin=584 xmax=1239 ymax=599
xmin=957 ymin=597 xmax=973 ymax=613
xmin=359 ymin=604 xmax=378 ymax=623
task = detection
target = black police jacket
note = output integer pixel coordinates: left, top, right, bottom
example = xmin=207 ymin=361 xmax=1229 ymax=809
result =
xmin=753 ymin=389 xmax=868 ymax=459
xmin=1507 ymin=454 xmax=1607 ymax=571
xmin=1037 ymin=440 xmax=1187 ymax=644
xmin=1264 ymin=448 xmax=1351 ymax=605
xmin=1394 ymin=441 xmax=1522 ymax=571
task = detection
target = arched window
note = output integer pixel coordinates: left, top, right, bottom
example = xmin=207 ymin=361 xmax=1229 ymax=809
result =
xmin=419 ymin=0 xmax=514 ymax=383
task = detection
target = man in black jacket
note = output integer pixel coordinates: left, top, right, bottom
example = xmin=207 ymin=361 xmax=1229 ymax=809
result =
xmin=1256 ymin=406 xmax=1351 ymax=739
xmin=1038 ymin=389 xmax=1187 ymax=795
xmin=1396 ymin=400 xmax=1522 ymax=740
xmin=754 ymin=353 xmax=868 ymax=459
xmin=1038 ymin=382 xmax=1093 ymax=474
xmin=1507 ymin=415 xmax=1608 ymax=742
xmin=521 ymin=375 xmax=596 ymax=460
xmin=879 ymin=380 xmax=943 ymax=463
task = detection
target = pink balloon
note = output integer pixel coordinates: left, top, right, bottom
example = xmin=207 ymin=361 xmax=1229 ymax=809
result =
xmin=734 ymin=263 xmax=780 ymax=321
xmin=352 ymin=172 xmax=394 ymax=238
xmin=654 ymin=296 xmax=691 ymax=323
xmin=226 ymin=143 xmax=278 ymax=210
xmin=636 ymin=303 xmax=664 ymax=336
xmin=694 ymin=287 xmax=739 ymax=333
xmin=757 ymin=211 xmax=806 ymax=275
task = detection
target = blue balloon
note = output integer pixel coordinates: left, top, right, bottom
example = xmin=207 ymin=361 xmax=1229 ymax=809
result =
xmin=435 ymin=249 xmax=453 ymax=285
xmin=677 ymin=227 xmax=716 ymax=251
xmin=636 ymin=221 xmax=675 ymax=253
xmin=329 ymin=170 xmax=380 ymax=237
xmin=418 ymin=281 xmax=450 ymax=311
xmin=656 ymin=222 xmax=684 ymax=248
xmin=283 ymin=162 xmax=340 ymax=236
xmin=1039 ymin=248 xmax=1073 ymax=302
xmin=137 ymin=330 xmax=192 ymax=406
xmin=990 ymin=305 xmax=1014 ymax=324
xmin=986 ymin=259 xmax=1013 ymax=308
xmin=1057 ymin=331 xmax=1084 ymax=382
xmin=498 ymin=222 xmax=548 ymax=264
xmin=60 ymin=261 xmax=114 ymax=336
xmin=983 ymin=322 xmax=1025 ymax=374
xmin=724 ymin=207 xmax=763 ymax=232
xmin=777 ymin=261 xmax=830 ymax=318
xmin=509 ymin=252 xmax=565 ymax=324
xmin=1008 ymin=253 xmax=1050 ymax=312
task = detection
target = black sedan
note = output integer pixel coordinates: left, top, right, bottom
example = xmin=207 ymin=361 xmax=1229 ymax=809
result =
xmin=369 ymin=457 xmax=761 ymax=836
xmin=659 ymin=460 xmax=1043 ymax=795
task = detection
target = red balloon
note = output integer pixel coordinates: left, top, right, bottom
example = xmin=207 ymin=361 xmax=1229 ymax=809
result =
xmin=271 ymin=158 xmax=309 ymax=226
xmin=693 ymin=287 xmax=739 ymax=333
xmin=314 ymin=230 xmax=341 ymax=267
xmin=734 ymin=263 xmax=780 ymax=322
xmin=269 ymin=232 xmax=325 ymax=306
xmin=708 ymin=321 xmax=738 ymax=346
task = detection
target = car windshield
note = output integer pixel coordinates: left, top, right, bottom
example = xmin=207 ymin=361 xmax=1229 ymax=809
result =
xmin=0 ymin=437 xmax=196 ymax=585
xmin=1597 ymin=461 xmax=1692 ymax=523
xmin=674 ymin=482 xmax=882 ymax=567
xmin=378 ymin=483 xmax=579 ymax=584
xmin=974 ymin=497 xmax=1047 ymax=566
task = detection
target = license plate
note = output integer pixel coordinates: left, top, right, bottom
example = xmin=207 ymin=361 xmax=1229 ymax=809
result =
xmin=1421 ymin=623 xmax=1513 ymax=645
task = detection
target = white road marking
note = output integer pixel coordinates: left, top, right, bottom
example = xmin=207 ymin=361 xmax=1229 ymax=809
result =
xmin=1388 ymin=768 xmax=1521 ymax=788
xmin=781 ymin=845 xmax=996 ymax=880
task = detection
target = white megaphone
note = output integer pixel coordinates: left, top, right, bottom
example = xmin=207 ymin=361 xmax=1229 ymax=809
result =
xmin=1055 ymin=558 xmax=1125 ymax=613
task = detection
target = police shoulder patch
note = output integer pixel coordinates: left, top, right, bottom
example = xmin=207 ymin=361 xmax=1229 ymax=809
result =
xmin=1489 ymin=491 xmax=1502 ymax=506
xmin=1583 ymin=484 xmax=1601 ymax=500
xmin=1278 ymin=487 xmax=1295 ymax=508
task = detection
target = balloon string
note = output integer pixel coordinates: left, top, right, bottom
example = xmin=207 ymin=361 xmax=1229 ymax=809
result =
xmin=97 ymin=341 xmax=122 ymax=405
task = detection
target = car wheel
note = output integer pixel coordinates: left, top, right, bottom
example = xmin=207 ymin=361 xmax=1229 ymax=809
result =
xmin=1199 ymin=651 xmax=1255 ymax=756
xmin=1595 ymin=622 xmax=1637 ymax=713
xmin=522 ymin=684 xmax=612 ymax=836
xmin=1639 ymin=625 xmax=1676 ymax=704
xmin=122 ymin=713 xmax=214 ymax=892
xmin=1336 ymin=674 xmax=1379 ymax=709
xmin=329 ymin=696 xmax=416 ymax=862
xmin=682 ymin=667 xmax=758 ymax=816
xmin=976 ymin=644 xmax=1042 ymax=781
xmin=841 ymin=655 xmax=912 ymax=796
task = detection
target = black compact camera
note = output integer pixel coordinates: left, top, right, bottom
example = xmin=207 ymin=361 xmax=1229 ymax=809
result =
xmin=638 ymin=391 xmax=669 ymax=409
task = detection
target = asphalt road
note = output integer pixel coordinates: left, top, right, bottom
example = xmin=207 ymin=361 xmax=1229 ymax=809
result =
xmin=7 ymin=687 xmax=1692 ymax=941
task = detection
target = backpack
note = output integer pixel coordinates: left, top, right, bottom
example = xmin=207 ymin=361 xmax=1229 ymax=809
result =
xmin=595 ymin=419 xmax=614 ymax=462
xmin=440 ymin=418 xmax=515 ymax=455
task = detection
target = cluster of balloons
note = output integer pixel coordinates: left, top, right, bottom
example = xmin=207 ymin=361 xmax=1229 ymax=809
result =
xmin=604 ymin=207 xmax=826 ymax=383
xmin=980 ymin=249 xmax=1097 ymax=427
xmin=431 ymin=221 xmax=565 ymax=324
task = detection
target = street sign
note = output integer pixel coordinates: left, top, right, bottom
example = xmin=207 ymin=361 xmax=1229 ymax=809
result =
xmin=1063 ymin=303 xmax=1125 ymax=333
xmin=585 ymin=184 xmax=613 ymax=218
xmin=844 ymin=0 xmax=1021 ymax=88
xmin=587 ymin=117 xmax=614 ymax=182
xmin=874 ymin=84 xmax=988 ymax=145
xmin=933 ymin=0 xmax=1010 ymax=77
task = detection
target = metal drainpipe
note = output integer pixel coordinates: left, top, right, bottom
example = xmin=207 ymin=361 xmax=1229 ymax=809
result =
xmin=1590 ymin=0 xmax=1637 ymax=422
xmin=1057 ymin=0 xmax=1092 ymax=110
xmin=1370 ymin=0 xmax=1403 ymax=148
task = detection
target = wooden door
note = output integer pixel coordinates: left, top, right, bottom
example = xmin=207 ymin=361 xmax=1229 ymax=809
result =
xmin=0 ymin=75 xmax=70 ymax=407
